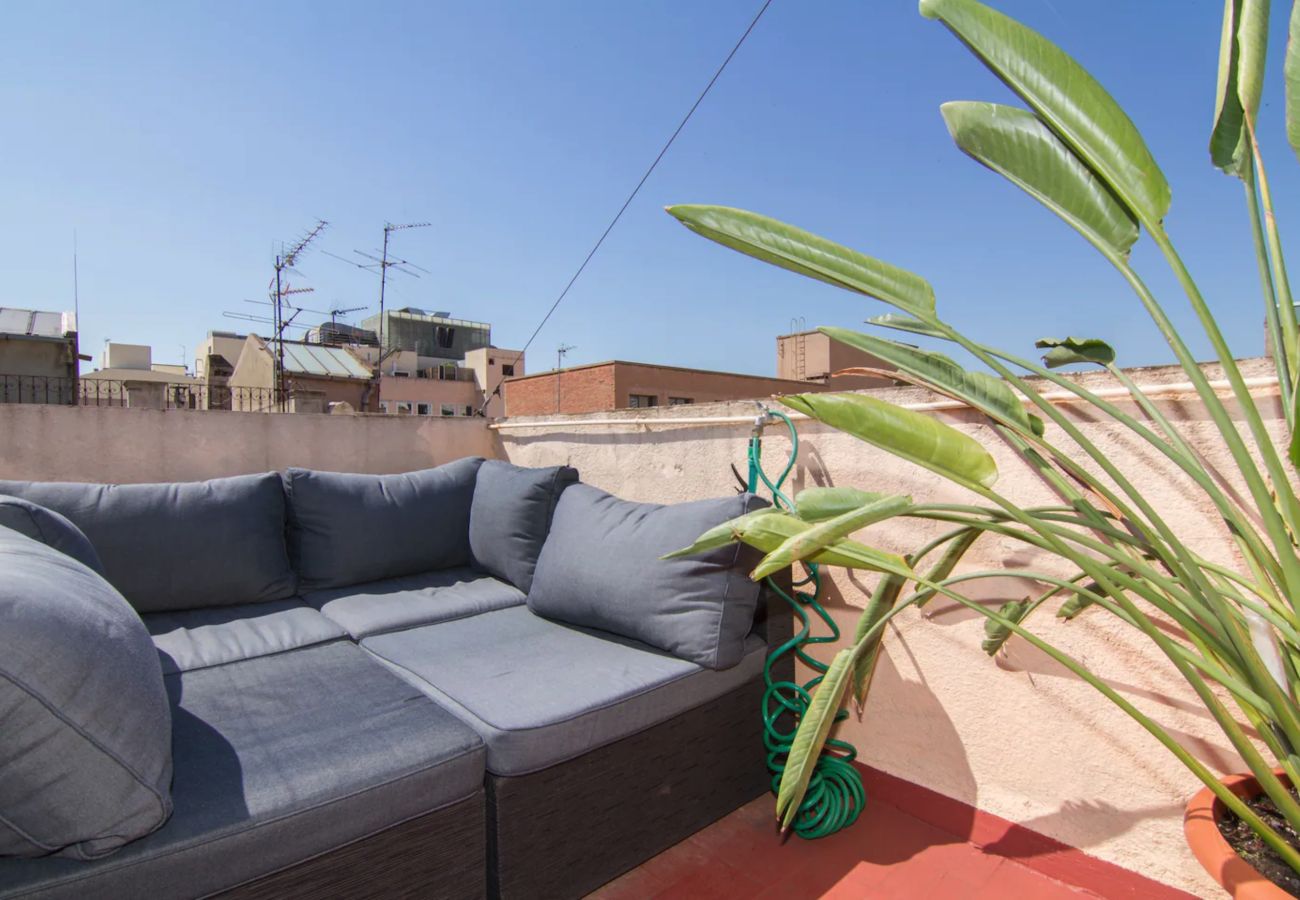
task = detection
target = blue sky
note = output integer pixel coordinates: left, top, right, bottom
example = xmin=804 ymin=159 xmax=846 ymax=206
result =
xmin=2 ymin=1 xmax=1298 ymax=376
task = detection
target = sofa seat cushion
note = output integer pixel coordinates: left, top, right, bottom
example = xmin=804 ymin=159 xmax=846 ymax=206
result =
xmin=144 ymin=599 xmax=347 ymax=675
xmin=361 ymin=605 xmax=766 ymax=777
xmin=283 ymin=458 xmax=485 ymax=592
xmin=0 ymin=474 xmax=297 ymax=613
xmin=303 ymin=567 xmax=525 ymax=640
xmin=0 ymin=642 xmax=485 ymax=900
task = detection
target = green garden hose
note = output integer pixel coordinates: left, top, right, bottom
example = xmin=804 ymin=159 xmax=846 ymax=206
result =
xmin=747 ymin=409 xmax=865 ymax=839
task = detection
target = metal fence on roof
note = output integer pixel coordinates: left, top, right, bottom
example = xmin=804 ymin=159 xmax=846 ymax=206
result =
xmin=0 ymin=375 xmax=284 ymax=411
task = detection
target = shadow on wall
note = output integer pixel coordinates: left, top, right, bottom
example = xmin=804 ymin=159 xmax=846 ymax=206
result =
xmin=814 ymin=567 xmax=1215 ymax=860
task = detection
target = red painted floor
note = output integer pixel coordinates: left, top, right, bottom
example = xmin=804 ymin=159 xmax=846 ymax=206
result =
xmin=589 ymin=794 xmax=1102 ymax=899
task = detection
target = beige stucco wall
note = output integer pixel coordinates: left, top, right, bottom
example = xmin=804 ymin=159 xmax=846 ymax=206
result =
xmin=0 ymin=404 xmax=500 ymax=483
xmin=500 ymin=358 xmax=1283 ymax=897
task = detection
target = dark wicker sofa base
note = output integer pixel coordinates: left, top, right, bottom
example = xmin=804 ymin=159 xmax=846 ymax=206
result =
xmin=486 ymin=678 xmax=769 ymax=899
xmin=216 ymin=791 xmax=486 ymax=900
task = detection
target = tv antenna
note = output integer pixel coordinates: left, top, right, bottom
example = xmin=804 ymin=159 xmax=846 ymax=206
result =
xmin=556 ymin=343 xmax=576 ymax=371
xmin=327 ymin=304 xmax=367 ymax=324
xmin=270 ymin=220 xmax=328 ymax=401
xmin=319 ymin=222 xmax=431 ymax=352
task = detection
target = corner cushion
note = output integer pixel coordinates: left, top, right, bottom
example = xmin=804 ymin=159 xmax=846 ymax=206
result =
xmin=468 ymin=460 xmax=578 ymax=593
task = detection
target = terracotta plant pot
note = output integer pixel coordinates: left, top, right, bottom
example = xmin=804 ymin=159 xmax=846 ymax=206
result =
xmin=1185 ymin=772 xmax=1294 ymax=899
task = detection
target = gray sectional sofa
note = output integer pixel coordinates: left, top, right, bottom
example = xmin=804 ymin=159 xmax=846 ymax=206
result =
xmin=0 ymin=458 xmax=791 ymax=899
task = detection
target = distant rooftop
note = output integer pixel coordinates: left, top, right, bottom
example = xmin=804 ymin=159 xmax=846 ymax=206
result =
xmin=379 ymin=307 xmax=490 ymax=329
xmin=0 ymin=308 xmax=76 ymax=340
xmin=278 ymin=341 xmax=372 ymax=380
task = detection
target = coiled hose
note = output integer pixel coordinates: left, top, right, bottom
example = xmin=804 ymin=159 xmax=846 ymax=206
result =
xmin=747 ymin=410 xmax=864 ymax=839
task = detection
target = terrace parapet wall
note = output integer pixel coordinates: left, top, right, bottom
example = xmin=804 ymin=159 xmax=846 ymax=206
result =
xmin=497 ymin=356 xmax=1280 ymax=898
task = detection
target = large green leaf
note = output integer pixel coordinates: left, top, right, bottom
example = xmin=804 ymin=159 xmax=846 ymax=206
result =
xmin=776 ymin=648 xmax=854 ymax=830
xmin=1212 ymin=0 xmax=1270 ymax=176
xmin=1287 ymin=0 xmax=1300 ymax=161
xmin=738 ymin=512 xmax=912 ymax=578
xmin=866 ymin=313 xmax=949 ymax=340
xmin=667 ymin=509 xmax=913 ymax=577
xmin=660 ymin=507 xmax=785 ymax=559
xmin=796 ymin=486 xmax=891 ymax=521
xmin=982 ymin=598 xmax=1030 ymax=655
xmin=940 ymin=102 xmax=1139 ymax=257
xmin=751 ymin=495 xmax=913 ymax=580
xmin=912 ymin=528 xmax=981 ymax=608
xmin=1057 ymin=580 xmax=1102 ymax=620
xmin=666 ymin=205 xmax=936 ymax=317
xmin=779 ymin=391 xmax=999 ymax=488
xmin=1289 ymin=399 xmax=1300 ymax=472
xmin=1035 ymin=336 xmax=1116 ymax=367
xmin=851 ymin=571 xmax=908 ymax=710
xmin=920 ymin=0 xmax=1171 ymax=223
xmin=821 ymin=325 xmax=1044 ymax=437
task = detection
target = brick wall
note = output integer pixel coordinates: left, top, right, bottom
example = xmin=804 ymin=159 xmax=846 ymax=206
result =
xmin=505 ymin=361 xmax=843 ymax=416
xmin=504 ymin=366 xmax=615 ymax=416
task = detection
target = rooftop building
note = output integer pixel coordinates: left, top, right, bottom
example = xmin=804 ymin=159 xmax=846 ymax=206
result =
xmin=504 ymin=359 xmax=838 ymax=417
xmin=228 ymin=335 xmax=374 ymax=413
xmin=360 ymin=307 xmax=491 ymax=360
xmin=0 ymin=307 xmax=80 ymax=405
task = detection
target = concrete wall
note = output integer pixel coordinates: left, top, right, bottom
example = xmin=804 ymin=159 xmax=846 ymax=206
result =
xmin=0 ymin=403 xmax=500 ymax=483
xmin=499 ymin=358 xmax=1282 ymax=897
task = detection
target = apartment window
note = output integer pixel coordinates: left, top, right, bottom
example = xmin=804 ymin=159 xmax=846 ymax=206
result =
xmin=378 ymin=401 xmax=390 ymax=414
xmin=668 ymin=397 xmax=694 ymax=406
xmin=502 ymin=364 xmax=515 ymax=377
xmin=628 ymin=394 xmax=658 ymax=409
xmin=464 ymin=405 xmax=474 ymax=416
xmin=441 ymin=403 xmax=456 ymax=417
xmin=396 ymin=401 xmax=413 ymax=415
xmin=417 ymin=403 xmax=431 ymax=416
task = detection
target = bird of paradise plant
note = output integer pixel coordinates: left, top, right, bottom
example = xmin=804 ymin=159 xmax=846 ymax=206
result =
xmin=666 ymin=0 xmax=1300 ymax=872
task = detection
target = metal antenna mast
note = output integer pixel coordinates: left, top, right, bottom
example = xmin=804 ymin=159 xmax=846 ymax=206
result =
xmin=555 ymin=343 xmax=576 ymax=413
xmin=72 ymin=230 xmax=80 ymax=328
xmin=556 ymin=343 xmax=576 ymax=371
xmin=318 ymin=222 xmax=430 ymax=353
xmin=375 ymin=222 xmax=430 ymax=352
xmin=271 ymin=220 xmax=328 ymax=403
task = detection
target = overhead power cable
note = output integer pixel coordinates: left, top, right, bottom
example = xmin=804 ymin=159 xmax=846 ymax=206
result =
xmin=479 ymin=0 xmax=775 ymax=415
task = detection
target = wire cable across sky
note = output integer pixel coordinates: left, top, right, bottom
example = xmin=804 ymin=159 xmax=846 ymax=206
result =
xmin=479 ymin=0 xmax=775 ymax=414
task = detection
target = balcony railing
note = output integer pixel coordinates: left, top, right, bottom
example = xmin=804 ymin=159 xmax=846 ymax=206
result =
xmin=1 ymin=375 xmax=287 ymax=412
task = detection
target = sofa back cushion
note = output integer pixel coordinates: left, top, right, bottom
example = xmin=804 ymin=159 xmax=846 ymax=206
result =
xmin=0 ymin=495 xmax=104 ymax=574
xmin=0 ymin=474 xmax=296 ymax=613
xmin=284 ymin=457 xmax=485 ymax=591
xmin=527 ymin=484 xmax=767 ymax=669
xmin=0 ymin=527 xmax=173 ymax=859
xmin=469 ymin=460 xmax=579 ymax=593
